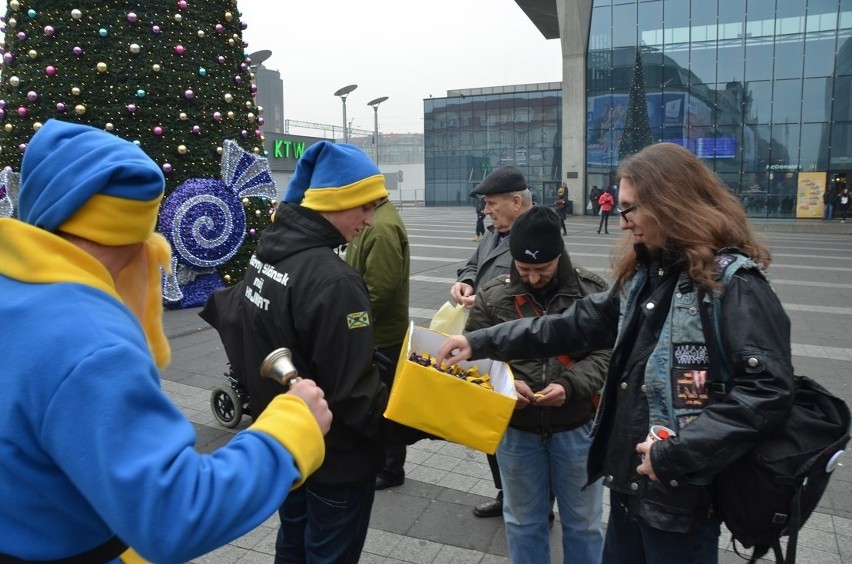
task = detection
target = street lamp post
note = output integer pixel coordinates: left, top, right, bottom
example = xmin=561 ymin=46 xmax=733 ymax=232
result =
xmin=333 ymin=84 xmax=358 ymax=143
xmin=367 ymin=96 xmax=389 ymax=164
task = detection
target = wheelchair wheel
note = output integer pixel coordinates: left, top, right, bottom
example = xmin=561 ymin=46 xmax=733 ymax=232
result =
xmin=211 ymin=386 xmax=242 ymax=428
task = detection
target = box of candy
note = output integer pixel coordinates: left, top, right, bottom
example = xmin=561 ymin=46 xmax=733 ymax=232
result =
xmin=384 ymin=323 xmax=516 ymax=454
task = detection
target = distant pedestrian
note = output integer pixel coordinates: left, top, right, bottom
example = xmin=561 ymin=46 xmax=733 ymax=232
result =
xmin=590 ymin=185 xmax=602 ymax=216
xmin=597 ymin=186 xmax=614 ymax=234
xmin=473 ymin=194 xmax=486 ymax=241
xmin=554 ymin=186 xmax=569 ymax=235
xmin=839 ymin=187 xmax=850 ymax=223
xmin=823 ymin=183 xmax=838 ymax=220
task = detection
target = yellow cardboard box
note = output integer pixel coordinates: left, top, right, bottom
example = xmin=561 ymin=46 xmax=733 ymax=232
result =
xmin=384 ymin=323 xmax=517 ymax=454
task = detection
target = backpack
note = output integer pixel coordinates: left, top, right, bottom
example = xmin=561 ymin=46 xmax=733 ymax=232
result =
xmin=700 ymin=253 xmax=851 ymax=563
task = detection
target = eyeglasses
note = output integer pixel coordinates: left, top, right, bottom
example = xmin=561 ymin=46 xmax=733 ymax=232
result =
xmin=617 ymin=204 xmax=639 ymax=221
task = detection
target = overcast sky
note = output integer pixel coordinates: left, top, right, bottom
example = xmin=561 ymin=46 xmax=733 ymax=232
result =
xmin=237 ymin=0 xmax=563 ymax=135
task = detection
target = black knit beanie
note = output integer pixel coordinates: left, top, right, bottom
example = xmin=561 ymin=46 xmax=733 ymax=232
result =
xmin=509 ymin=206 xmax=564 ymax=263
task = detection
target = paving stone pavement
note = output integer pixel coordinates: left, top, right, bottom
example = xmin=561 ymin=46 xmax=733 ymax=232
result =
xmin=156 ymin=208 xmax=851 ymax=563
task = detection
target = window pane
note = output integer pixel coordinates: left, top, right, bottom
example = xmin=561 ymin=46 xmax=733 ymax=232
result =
xmin=775 ymin=38 xmax=804 ymax=79
xmin=807 ymin=0 xmax=839 ymax=33
xmin=613 ymin=3 xmax=637 ymax=48
xmin=771 ymin=123 xmax=801 ymax=167
xmin=692 ymin=0 xmax=717 ymax=41
xmin=802 ymin=77 xmax=832 ymax=122
xmin=664 ymin=0 xmax=690 ymax=44
xmin=774 ymin=80 xmax=803 ymax=124
xmin=746 ymin=81 xmax=772 ymax=124
xmin=830 ymin=122 xmax=852 ymax=167
xmin=590 ymin=6 xmax=612 ymax=50
xmin=639 ymin=1 xmax=663 ymax=46
xmin=744 ymin=124 xmax=771 ymax=172
xmin=745 ymin=43 xmax=774 ymax=81
xmin=776 ymin=0 xmax=807 ymax=35
xmin=804 ymin=36 xmax=838 ymax=77
xmin=718 ymin=43 xmax=745 ymax=83
xmin=800 ymin=123 xmax=830 ymax=169
xmin=691 ymin=44 xmax=717 ymax=85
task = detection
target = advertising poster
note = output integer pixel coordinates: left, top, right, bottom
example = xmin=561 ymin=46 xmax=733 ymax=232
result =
xmin=796 ymin=172 xmax=826 ymax=218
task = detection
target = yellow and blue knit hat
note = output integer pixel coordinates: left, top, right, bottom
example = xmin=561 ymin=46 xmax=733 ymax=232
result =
xmin=18 ymin=119 xmax=165 ymax=246
xmin=283 ymin=141 xmax=388 ymax=211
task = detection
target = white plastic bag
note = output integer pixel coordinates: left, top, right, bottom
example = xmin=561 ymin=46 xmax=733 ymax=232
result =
xmin=429 ymin=301 xmax=470 ymax=335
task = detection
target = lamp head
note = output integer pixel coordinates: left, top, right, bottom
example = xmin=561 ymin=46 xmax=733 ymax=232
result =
xmin=334 ymin=84 xmax=358 ymax=99
xmin=367 ymin=96 xmax=389 ymax=108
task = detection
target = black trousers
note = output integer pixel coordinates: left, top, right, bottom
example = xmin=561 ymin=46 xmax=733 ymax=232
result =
xmin=377 ymin=343 xmax=407 ymax=479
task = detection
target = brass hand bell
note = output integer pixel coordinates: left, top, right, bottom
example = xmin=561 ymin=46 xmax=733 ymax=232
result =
xmin=260 ymin=347 xmax=302 ymax=390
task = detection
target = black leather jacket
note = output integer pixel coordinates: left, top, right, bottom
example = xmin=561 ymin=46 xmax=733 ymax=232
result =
xmin=465 ymin=260 xmax=794 ymax=532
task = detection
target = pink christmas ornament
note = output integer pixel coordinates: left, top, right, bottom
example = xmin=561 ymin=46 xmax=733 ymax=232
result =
xmin=72 ymin=46 xmax=83 ymax=57
xmin=152 ymin=25 xmax=161 ymax=34
xmin=17 ymin=106 xmax=28 ymax=117
xmin=152 ymin=126 xmax=164 ymax=136
xmin=55 ymin=102 xmax=66 ymax=112
xmin=17 ymin=31 xmax=27 ymax=41
xmin=26 ymin=91 xmax=38 ymax=101
xmin=174 ymin=44 xmax=185 ymax=56
xmin=233 ymin=75 xmax=242 ymax=85
xmin=217 ymin=55 xmax=225 ymax=64
xmin=212 ymin=111 xmax=222 ymax=122
xmin=162 ymin=163 xmax=173 ymax=174
xmin=126 ymin=103 xmax=137 ymax=113
xmin=184 ymin=89 xmax=194 ymax=100
xmin=192 ymin=125 xmax=201 ymax=134
xmin=127 ymin=12 xmax=138 ymax=23
xmin=240 ymin=130 xmax=248 ymax=138
xmin=178 ymin=0 xmax=188 ymax=9
xmin=45 ymin=65 xmax=57 ymax=76
xmin=215 ymin=24 xmax=224 ymax=33
xmin=43 ymin=26 xmax=54 ymax=36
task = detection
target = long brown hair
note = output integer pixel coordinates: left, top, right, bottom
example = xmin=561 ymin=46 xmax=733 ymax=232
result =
xmin=611 ymin=143 xmax=771 ymax=290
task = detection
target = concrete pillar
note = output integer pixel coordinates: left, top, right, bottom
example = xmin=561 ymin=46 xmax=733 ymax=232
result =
xmin=557 ymin=0 xmax=593 ymax=212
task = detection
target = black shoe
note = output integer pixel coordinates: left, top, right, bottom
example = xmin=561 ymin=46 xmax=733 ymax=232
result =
xmin=473 ymin=492 xmax=503 ymax=518
xmin=375 ymin=475 xmax=404 ymax=490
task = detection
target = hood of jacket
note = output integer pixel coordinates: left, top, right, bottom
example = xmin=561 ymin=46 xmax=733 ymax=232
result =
xmin=256 ymin=203 xmax=346 ymax=263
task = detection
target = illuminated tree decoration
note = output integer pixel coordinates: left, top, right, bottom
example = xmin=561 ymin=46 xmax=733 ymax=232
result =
xmin=0 ymin=0 xmax=275 ymax=307
xmin=0 ymin=167 xmax=20 ymax=218
xmin=618 ymin=48 xmax=656 ymax=161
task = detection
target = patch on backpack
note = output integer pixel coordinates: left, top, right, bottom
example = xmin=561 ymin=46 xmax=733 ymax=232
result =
xmin=672 ymin=342 xmax=710 ymax=409
xmin=346 ymin=311 xmax=370 ymax=329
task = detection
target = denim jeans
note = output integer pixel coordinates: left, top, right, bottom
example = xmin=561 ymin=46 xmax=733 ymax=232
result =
xmin=603 ymin=490 xmax=721 ymax=564
xmin=496 ymin=422 xmax=604 ymax=564
xmin=275 ymin=477 xmax=376 ymax=564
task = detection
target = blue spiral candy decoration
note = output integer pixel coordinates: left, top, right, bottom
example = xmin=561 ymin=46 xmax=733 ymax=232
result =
xmin=159 ymin=178 xmax=246 ymax=268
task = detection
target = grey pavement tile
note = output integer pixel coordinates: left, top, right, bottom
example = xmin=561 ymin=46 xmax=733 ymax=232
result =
xmin=370 ymin=493 xmax=433 ymax=535
xmin=407 ymin=464 xmax=451 ymax=485
xmin=407 ymin=500 xmax=506 ymax=554
xmin=190 ymin=543 xmax=249 ymax=564
xmin=433 ymin=471 xmax=480 ymax=493
xmin=478 ymin=556 xmax=511 ymax=564
xmin=363 ymin=529 xmax=405 ymax=557
xmin=431 ymin=544 xmax=485 ymax=564
xmin=388 ymin=536 xmax=444 ymax=564
xmin=421 ymin=452 xmax=464 ymax=472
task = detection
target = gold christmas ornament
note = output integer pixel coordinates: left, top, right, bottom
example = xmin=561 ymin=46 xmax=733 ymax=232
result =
xmin=71 ymin=8 xmax=82 ymax=19
xmin=177 ymin=145 xmax=187 ymax=155
xmin=9 ymin=0 xmax=20 ymax=11
xmin=129 ymin=43 xmax=141 ymax=54
xmin=224 ymin=11 xmax=233 ymax=21
xmin=28 ymin=49 xmax=38 ymax=59
xmin=224 ymin=93 xmax=233 ymax=103
xmin=105 ymin=122 xmax=114 ymax=131
xmin=174 ymin=13 xmax=183 ymax=23
xmin=96 ymin=62 xmax=108 ymax=73
xmin=179 ymin=112 xmax=188 ymax=121
xmin=4 ymin=124 xmax=14 ymax=132
xmin=33 ymin=121 xmax=42 ymax=131
xmin=152 ymin=64 xmax=161 ymax=72
xmin=8 ymin=76 xmax=20 ymax=87
xmin=227 ymin=111 xmax=235 ymax=119
xmin=71 ymin=86 xmax=81 ymax=96
xmin=75 ymin=104 xmax=87 ymax=115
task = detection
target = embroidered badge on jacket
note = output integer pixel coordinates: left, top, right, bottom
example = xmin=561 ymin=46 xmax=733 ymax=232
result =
xmin=346 ymin=311 xmax=370 ymax=329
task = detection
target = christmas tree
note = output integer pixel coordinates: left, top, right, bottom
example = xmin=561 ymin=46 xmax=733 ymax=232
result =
xmin=618 ymin=48 xmax=655 ymax=161
xmin=0 ymin=0 xmax=277 ymax=307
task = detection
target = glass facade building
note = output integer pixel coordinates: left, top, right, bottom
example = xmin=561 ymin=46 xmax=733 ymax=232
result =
xmin=587 ymin=0 xmax=852 ymax=217
xmin=424 ymin=84 xmax=563 ymax=206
